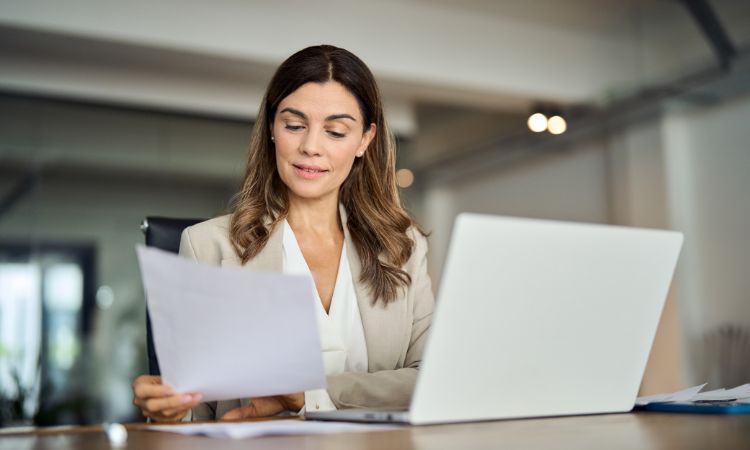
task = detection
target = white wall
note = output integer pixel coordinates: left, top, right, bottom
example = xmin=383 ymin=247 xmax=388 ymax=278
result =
xmin=607 ymin=120 xmax=668 ymax=228
xmin=419 ymin=142 xmax=610 ymax=282
xmin=604 ymin=116 xmax=685 ymax=393
xmin=663 ymin=95 xmax=750 ymax=385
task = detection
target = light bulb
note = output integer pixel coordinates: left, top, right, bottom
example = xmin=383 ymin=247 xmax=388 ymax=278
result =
xmin=396 ymin=168 xmax=414 ymax=188
xmin=547 ymin=115 xmax=567 ymax=135
xmin=527 ymin=113 xmax=548 ymax=133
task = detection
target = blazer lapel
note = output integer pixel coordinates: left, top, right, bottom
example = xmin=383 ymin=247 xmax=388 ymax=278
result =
xmin=340 ymin=205 xmax=408 ymax=372
xmin=220 ymin=222 xmax=284 ymax=272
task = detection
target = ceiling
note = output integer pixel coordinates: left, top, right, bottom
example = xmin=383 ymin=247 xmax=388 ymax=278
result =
xmin=0 ymin=0 xmax=748 ymax=174
xmin=2 ymin=0 xmax=746 ymax=134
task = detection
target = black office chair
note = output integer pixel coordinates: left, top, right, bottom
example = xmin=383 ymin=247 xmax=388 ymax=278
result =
xmin=141 ymin=216 xmax=205 ymax=376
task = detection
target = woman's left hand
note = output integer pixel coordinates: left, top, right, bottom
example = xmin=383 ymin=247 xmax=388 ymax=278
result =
xmin=221 ymin=393 xmax=305 ymax=420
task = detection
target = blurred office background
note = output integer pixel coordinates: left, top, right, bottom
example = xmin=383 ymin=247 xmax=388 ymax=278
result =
xmin=1 ymin=0 xmax=749 ymax=426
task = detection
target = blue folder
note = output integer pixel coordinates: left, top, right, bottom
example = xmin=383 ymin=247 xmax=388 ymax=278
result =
xmin=639 ymin=401 xmax=750 ymax=414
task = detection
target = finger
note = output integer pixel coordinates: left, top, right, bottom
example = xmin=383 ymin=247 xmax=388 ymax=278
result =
xmin=144 ymin=394 xmax=202 ymax=414
xmin=160 ymin=396 xmax=204 ymax=419
xmin=221 ymin=405 xmax=258 ymax=420
xmin=133 ymin=395 xmax=151 ymax=410
xmin=279 ymin=393 xmax=304 ymax=411
xmin=133 ymin=374 xmax=160 ymax=386
xmin=133 ymin=382 xmax=175 ymax=400
xmin=133 ymin=396 xmax=192 ymax=416
xmin=140 ymin=405 xmax=190 ymax=423
xmin=154 ymin=407 xmax=192 ymax=421
xmin=132 ymin=374 xmax=162 ymax=392
xmin=144 ymin=393 xmax=201 ymax=413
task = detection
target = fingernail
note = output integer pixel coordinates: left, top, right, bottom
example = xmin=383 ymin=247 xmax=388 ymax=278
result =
xmin=181 ymin=395 xmax=193 ymax=404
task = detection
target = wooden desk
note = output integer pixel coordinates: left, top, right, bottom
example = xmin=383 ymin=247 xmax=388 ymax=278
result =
xmin=2 ymin=412 xmax=749 ymax=450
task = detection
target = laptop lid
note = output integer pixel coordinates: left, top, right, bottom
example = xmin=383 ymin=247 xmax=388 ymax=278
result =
xmin=409 ymin=214 xmax=683 ymax=425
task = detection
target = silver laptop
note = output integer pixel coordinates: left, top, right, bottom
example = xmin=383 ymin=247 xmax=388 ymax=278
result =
xmin=306 ymin=213 xmax=683 ymax=425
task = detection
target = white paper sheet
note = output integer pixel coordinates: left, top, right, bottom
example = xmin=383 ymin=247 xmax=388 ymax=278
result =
xmin=636 ymin=383 xmax=750 ymax=405
xmin=136 ymin=245 xmax=326 ymax=401
xmin=724 ymin=384 xmax=750 ymax=398
xmin=692 ymin=383 xmax=750 ymax=401
xmin=148 ymin=420 xmax=396 ymax=439
xmin=635 ymin=383 xmax=706 ymax=406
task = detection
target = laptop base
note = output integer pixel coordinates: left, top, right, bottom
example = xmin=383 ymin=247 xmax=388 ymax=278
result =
xmin=306 ymin=409 xmax=411 ymax=424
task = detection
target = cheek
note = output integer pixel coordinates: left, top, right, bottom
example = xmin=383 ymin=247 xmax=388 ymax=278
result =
xmin=274 ymin=144 xmax=294 ymax=180
xmin=331 ymin=148 xmax=358 ymax=177
xmin=274 ymin=136 xmax=296 ymax=162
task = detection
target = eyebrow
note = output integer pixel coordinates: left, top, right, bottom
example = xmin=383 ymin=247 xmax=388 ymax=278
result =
xmin=280 ymin=107 xmax=357 ymax=122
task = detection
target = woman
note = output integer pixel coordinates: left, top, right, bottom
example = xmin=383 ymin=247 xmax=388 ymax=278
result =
xmin=132 ymin=44 xmax=434 ymax=421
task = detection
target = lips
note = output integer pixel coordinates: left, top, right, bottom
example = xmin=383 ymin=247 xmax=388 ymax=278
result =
xmin=292 ymin=164 xmax=328 ymax=179
xmin=293 ymin=164 xmax=327 ymax=173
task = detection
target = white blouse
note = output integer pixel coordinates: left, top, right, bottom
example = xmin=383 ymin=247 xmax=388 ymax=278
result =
xmin=281 ymin=220 xmax=368 ymax=412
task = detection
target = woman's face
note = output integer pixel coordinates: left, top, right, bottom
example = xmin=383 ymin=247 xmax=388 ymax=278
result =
xmin=272 ymin=81 xmax=375 ymax=205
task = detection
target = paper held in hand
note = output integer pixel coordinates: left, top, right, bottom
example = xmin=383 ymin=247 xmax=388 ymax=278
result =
xmin=136 ymin=245 xmax=327 ymax=402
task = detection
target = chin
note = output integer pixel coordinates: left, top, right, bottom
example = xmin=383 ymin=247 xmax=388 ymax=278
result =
xmin=286 ymin=184 xmax=334 ymax=201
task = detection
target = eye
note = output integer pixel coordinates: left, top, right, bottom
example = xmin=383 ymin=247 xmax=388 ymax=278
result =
xmin=285 ymin=124 xmax=304 ymax=132
xmin=327 ymin=130 xmax=346 ymax=139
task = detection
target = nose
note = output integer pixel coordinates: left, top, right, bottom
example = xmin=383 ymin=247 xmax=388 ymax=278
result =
xmin=299 ymin=128 xmax=323 ymax=157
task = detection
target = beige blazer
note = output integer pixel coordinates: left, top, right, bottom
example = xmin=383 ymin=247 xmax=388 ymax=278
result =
xmin=177 ymin=206 xmax=435 ymax=420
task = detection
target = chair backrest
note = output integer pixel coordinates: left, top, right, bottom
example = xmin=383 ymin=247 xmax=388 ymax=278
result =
xmin=141 ymin=216 xmax=205 ymax=376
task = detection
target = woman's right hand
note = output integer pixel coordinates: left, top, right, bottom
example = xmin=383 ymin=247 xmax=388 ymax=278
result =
xmin=132 ymin=375 xmax=203 ymax=422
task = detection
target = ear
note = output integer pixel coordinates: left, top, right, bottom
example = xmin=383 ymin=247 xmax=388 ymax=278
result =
xmin=356 ymin=123 xmax=377 ymax=157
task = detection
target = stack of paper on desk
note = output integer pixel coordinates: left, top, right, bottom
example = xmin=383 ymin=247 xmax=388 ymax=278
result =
xmin=636 ymin=383 xmax=750 ymax=405
xmin=148 ymin=420 xmax=396 ymax=439
xmin=136 ymin=245 xmax=327 ymax=401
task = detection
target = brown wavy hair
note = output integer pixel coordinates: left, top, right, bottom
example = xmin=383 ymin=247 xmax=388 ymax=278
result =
xmin=230 ymin=44 xmax=423 ymax=304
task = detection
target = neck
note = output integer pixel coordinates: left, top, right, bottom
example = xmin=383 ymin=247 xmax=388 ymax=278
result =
xmin=286 ymin=192 xmax=342 ymax=235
